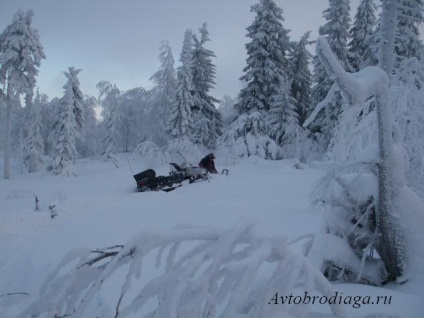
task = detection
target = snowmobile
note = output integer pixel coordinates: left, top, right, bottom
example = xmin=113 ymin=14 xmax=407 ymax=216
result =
xmin=169 ymin=162 xmax=209 ymax=183
xmin=133 ymin=163 xmax=208 ymax=193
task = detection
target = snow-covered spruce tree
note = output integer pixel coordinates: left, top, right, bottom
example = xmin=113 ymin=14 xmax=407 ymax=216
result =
xmin=285 ymin=32 xmax=322 ymax=162
xmin=149 ymin=40 xmax=177 ymax=147
xmin=348 ymin=0 xmax=378 ymax=72
xmin=97 ymin=81 xmax=122 ymax=167
xmin=65 ymin=68 xmax=84 ymax=136
xmin=289 ymin=31 xmax=313 ymax=126
xmin=311 ymin=0 xmax=351 ymax=152
xmin=191 ymin=23 xmax=222 ymax=150
xmin=24 ymin=90 xmax=44 ymax=172
xmin=30 ymin=91 xmax=50 ymax=155
xmin=50 ymin=68 xmax=83 ymax=177
xmin=167 ymin=29 xmax=194 ymax=142
xmin=120 ymin=87 xmax=152 ymax=153
xmin=76 ymin=95 xmax=99 ymax=158
xmin=268 ymin=76 xmax=300 ymax=159
xmin=235 ymin=0 xmax=290 ymax=114
xmin=0 ymin=9 xmax=45 ymax=179
xmin=223 ymin=0 xmax=288 ymax=160
xmin=218 ymin=95 xmax=237 ymax=127
xmin=367 ymin=0 xmax=424 ymax=71
xmin=60 ymin=67 xmax=84 ymax=157
xmin=165 ymin=30 xmax=203 ymax=163
xmin=43 ymin=97 xmax=61 ymax=155
xmin=395 ymin=0 xmax=424 ymax=63
xmin=16 ymin=223 xmax=347 ymax=318
xmin=319 ymin=0 xmax=352 ymax=70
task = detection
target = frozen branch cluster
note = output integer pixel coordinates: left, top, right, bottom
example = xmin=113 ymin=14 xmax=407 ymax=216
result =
xmin=315 ymin=37 xmax=389 ymax=106
xmin=17 ymin=222 xmax=346 ymax=318
xmin=310 ymin=162 xmax=385 ymax=284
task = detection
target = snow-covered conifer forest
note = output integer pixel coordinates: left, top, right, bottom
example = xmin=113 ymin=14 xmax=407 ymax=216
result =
xmin=1 ymin=0 xmax=424 ymax=317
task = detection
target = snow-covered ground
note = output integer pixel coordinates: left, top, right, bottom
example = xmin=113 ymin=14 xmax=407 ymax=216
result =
xmin=0 ymin=154 xmax=423 ymax=317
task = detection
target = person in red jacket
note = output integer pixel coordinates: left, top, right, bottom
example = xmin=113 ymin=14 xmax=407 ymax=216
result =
xmin=199 ymin=153 xmax=218 ymax=174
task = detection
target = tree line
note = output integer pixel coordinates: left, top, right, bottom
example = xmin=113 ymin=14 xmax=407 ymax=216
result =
xmin=1 ymin=0 xmax=424 ymax=192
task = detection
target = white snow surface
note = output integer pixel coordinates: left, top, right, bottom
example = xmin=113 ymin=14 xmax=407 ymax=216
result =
xmin=0 ymin=154 xmax=423 ymax=317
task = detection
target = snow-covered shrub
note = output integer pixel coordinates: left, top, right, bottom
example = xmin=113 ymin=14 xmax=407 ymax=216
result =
xmin=310 ymin=162 xmax=386 ymax=285
xmin=133 ymin=140 xmax=166 ymax=169
xmin=27 ymin=148 xmax=43 ymax=173
xmin=16 ymin=222 xmax=347 ymax=318
xmin=219 ymin=112 xmax=282 ymax=162
xmin=165 ymin=138 xmax=203 ymax=166
xmin=290 ymin=128 xmax=323 ymax=164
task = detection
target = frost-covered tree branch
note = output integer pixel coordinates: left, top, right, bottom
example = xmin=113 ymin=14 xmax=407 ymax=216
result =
xmin=316 ymin=37 xmax=389 ymax=106
xmin=17 ymin=222 xmax=347 ymax=318
xmin=0 ymin=292 xmax=29 ymax=298
xmin=303 ymin=83 xmax=338 ymax=128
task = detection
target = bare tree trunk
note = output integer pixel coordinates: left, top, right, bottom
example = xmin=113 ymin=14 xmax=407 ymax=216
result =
xmin=374 ymin=87 xmax=405 ymax=281
xmin=375 ymin=0 xmax=405 ymax=280
xmin=379 ymin=0 xmax=397 ymax=77
xmin=3 ymin=97 xmax=12 ymax=179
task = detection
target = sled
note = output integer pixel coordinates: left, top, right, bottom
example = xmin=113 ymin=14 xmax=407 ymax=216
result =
xmin=169 ymin=162 xmax=209 ymax=183
xmin=133 ymin=169 xmax=157 ymax=192
xmin=133 ymin=169 xmax=184 ymax=192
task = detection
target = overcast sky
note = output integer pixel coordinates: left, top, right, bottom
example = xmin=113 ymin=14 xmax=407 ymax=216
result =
xmin=0 ymin=0 xmax=362 ymax=101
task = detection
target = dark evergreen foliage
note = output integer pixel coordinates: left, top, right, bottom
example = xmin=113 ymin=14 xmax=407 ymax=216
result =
xmin=235 ymin=0 xmax=291 ymax=115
